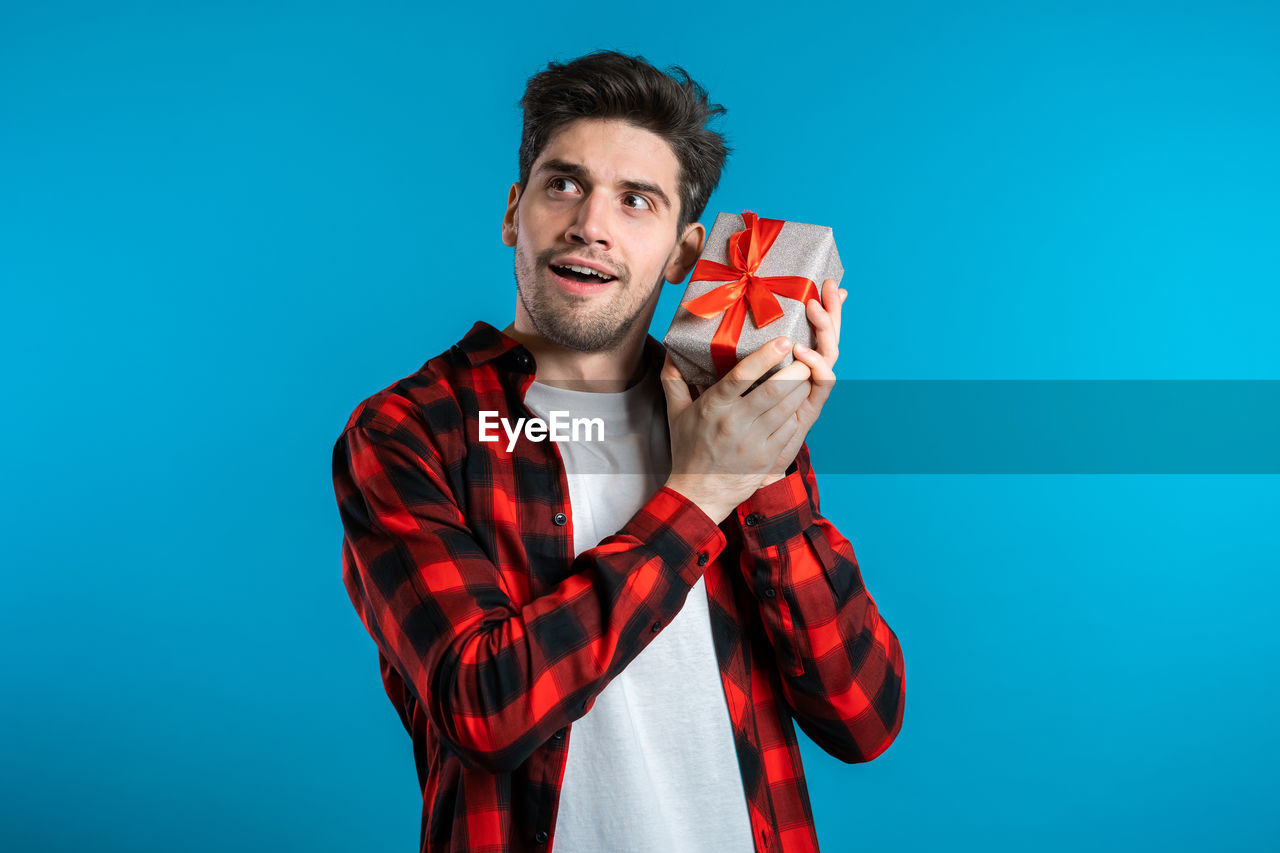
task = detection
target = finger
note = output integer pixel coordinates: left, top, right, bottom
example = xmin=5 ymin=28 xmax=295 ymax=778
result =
xmin=793 ymin=339 xmax=835 ymax=382
xmin=705 ymin=336 xmax=792 ymax=403
xmin=762 ymin=395 xmax=806 ymax=454
xmin=825 ymin=279 xmax=844 ymax=345
xmin=753 ymin=372 xmax=812 ymax=437
xmin=806 ymin=298 xmax=838 ymax=369
xmin=738 ymin=351 xmax=812 ymax=421
xmin=792 ymin=342 xmax=836 ymax=410
xmin=764 ymin=353 xmax=812 ymax=384
xmin=836 ymin=285 xmax=847 ymax=342
xmin=808 ymin=279 xmax=841 ymax=368
xmin=821 ymin=278 xmax=843 ymax=350
xmin=660 ymin=352 xmax=693 ymax=417
xmin=821 ymin=278 xmax=839 ymax=310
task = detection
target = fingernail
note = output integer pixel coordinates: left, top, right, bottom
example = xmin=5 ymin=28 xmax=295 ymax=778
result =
xmin=775 ymin=338 xmax=791 ymax=352
xmin=794 ymin=343 xmax=810 ymax=354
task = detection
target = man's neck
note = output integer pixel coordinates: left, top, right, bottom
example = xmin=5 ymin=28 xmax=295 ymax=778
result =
xmin=501 ymin=323 xmax=649 ymax=393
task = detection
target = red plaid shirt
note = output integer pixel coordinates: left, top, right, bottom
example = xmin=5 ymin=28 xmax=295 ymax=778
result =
xmin=332 ymin=321 xmax=905 ymax=853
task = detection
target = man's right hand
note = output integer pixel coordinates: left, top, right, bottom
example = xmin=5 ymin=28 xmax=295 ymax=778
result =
xmin=661 ymin=338 xmax=813 ymax=525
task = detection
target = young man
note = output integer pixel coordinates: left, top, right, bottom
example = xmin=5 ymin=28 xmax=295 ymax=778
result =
xmin=333 ymin=51 xmax=905 ymax=853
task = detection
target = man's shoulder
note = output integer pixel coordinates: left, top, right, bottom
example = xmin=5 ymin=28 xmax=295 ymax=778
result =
xmin=338 ymin=321 xmax=505 ymax=440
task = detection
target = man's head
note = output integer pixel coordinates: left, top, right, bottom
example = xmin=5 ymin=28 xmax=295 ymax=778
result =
xmin=517 ymin=51 xmax=730 ymax=236
xmin=502 ymin=51 xmax=730 ymax=354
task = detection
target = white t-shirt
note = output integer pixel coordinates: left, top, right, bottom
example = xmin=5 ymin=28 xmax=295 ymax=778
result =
xmin=522 ymin=368 xmax=755 ymax=853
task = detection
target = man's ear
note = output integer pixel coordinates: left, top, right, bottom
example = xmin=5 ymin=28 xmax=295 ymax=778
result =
xmin=664 ymin=221 xmax=706 ymax=284
xmin=501 ymin=182 xmax=522 ymax=247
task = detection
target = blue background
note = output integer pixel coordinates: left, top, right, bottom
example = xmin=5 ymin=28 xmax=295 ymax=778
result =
xmin=3 ymin=1 xmax=1278 ymax=850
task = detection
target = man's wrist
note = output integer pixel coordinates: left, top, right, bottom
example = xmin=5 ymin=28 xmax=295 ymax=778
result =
xmin=663 ymin=476 xmax=734 ymax=526
xmin=758 ymin=455 xmax=800 ymax=490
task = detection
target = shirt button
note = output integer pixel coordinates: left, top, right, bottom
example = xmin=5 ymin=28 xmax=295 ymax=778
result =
xmin=744 ymin=513 xmax=762 ymax=527
xmin=513 ymin=351 xmax=533 ymax=371
xmin=535 ymin=830 xmax=549 ymax=843
xmin=651 ymin=621 xmax=661 ymax=632
xmin=552 ymin=728 xmax=565 ymax=740
xmin=553 ymin=512 xmax=567 ymax=526
xmin=696 ymin=551 xmax=709 ymax=566
xmin=764 ymin=587 xmax=776 ymax=598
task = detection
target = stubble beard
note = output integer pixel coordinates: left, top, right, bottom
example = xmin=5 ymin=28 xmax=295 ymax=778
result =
xmin=515 ymin=247 xmax=661 ymax=353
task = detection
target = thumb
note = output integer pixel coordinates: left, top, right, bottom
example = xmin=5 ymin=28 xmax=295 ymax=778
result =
xmin=660 ymin=352 xmax=692 ymax=420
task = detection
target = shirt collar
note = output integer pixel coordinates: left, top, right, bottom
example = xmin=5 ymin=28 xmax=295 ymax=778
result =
xmin=454 ymin=320 xmax=668 ymax=381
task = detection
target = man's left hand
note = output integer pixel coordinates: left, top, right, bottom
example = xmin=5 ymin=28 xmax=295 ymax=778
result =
xmin=759 ymin=278 xmax=846 ymax=487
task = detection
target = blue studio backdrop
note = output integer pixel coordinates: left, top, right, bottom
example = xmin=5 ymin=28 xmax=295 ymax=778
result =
xmin=3 ymin=1 xmax=1278 ymax=851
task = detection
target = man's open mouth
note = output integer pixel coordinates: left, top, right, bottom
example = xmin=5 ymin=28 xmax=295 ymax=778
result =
xmin=550 ymin=263 xmax=617 ymax=284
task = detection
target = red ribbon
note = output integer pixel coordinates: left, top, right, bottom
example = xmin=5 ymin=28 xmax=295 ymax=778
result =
xmin=682 ymin=211 xmax=819 ymax=376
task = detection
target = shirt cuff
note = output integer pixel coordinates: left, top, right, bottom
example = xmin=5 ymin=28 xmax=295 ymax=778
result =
xmin=629 ymin=486 xmax=729 ymax=586
xmin=733 ymin=470 xmax=814 ymax=550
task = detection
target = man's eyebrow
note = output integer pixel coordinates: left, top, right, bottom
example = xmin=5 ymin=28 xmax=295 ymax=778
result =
xmin=535 ymin=158 xmax=672 ymax=211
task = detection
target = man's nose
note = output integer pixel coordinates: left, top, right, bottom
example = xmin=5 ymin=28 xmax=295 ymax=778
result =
xmin=565 ymin=190 xmax=613 ymax=249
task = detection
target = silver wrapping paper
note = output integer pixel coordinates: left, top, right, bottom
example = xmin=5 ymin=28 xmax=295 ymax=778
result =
xmin=663 ymin=211 xmax=844 ymax=387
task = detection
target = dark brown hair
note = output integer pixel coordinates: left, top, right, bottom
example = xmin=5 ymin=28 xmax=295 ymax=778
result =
xmin=518 ymin=50 xmax=730 ymax=234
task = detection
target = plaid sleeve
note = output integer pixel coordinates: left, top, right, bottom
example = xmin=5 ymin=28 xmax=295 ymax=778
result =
xmin=732 ymin=442 xmax=906 ymax=763
xmin=333 ymin=423 xmax=727 ymax=773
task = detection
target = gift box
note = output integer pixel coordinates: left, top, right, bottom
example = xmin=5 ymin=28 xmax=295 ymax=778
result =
xmin=663 ymin=210 xmax=844 ymax=387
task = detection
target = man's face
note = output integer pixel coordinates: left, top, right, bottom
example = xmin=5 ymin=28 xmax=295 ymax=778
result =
xmin=502 ymin=118 xmax=700 ymax=353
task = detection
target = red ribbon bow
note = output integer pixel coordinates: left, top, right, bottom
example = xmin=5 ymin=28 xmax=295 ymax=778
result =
xmin=681 ymin=211 xmax=819 ymax=377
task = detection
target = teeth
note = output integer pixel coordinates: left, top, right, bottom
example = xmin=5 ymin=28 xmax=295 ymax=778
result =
xmin=559 ymin=263 xmax=612 ymax=279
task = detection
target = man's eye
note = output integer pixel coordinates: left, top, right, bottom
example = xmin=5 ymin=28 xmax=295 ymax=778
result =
xmin=623 ymin=193 xmax=651 ymax=210
xmin=549 ymin=177 xmax=579 ymax=193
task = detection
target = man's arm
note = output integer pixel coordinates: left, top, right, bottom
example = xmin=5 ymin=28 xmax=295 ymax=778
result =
xmin=730 ymin=440 xmax=906 ymax=763
xmin=334 ymin=421 xmax=725 ymax=774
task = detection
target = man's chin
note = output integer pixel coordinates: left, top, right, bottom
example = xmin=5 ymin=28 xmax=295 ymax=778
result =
xmin=540 ymin=324 xmax=625 ymax=353
xmin=534 ymin=308 xmax=635 ymax=353
xmin=515 ymin=271 xmax=643 ymax=352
